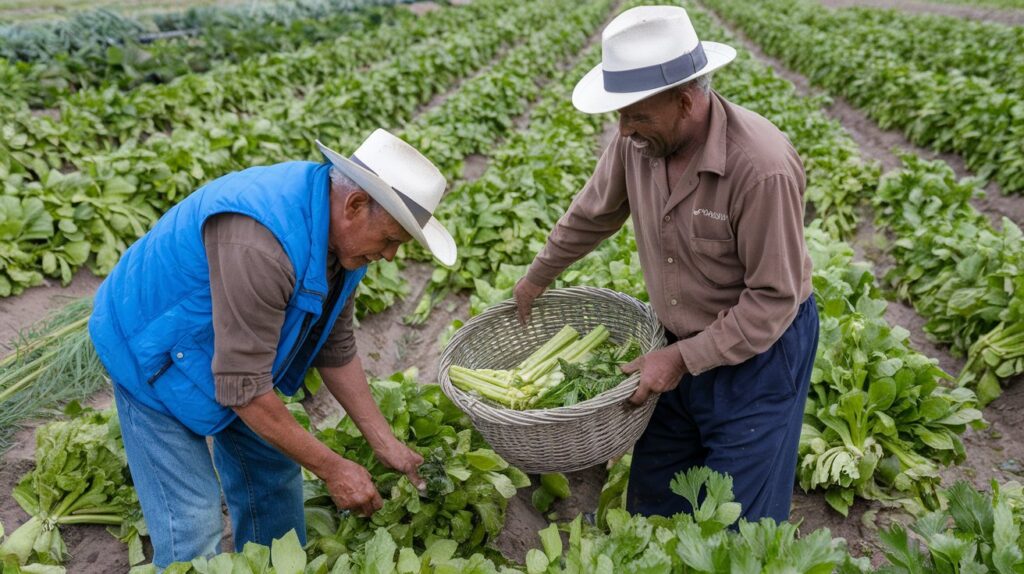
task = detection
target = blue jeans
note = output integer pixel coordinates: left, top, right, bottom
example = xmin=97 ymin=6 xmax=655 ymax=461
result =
xmin=113 ymin=386 xmax=305 ymax=568
xmin=626 ymin=295 xmax=819 ymax=523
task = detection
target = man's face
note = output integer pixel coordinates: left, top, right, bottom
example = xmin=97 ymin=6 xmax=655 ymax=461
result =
xmin=330 ymin=190 xmax=413 ymax=270
xmin=617 ymin=88 xmax=690 ymax=158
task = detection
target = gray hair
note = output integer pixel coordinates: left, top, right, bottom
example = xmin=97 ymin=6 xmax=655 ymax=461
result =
xmin=676 ymin=72 xmax=713 ymax=96
xmin=329 ymin=166 xmax=381 ymax=213
xmin=329 ymin=167 xmax=359 ymax=191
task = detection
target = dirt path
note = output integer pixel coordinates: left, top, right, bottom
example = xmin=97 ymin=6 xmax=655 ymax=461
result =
xmin=697 ymin=0 xmax=1024 ymax=560
xmin=819 ymin=0 xmax=1024 ymax=26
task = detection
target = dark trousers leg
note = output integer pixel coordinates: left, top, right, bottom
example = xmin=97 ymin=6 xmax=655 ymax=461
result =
xmin=626 ymin=296 xmax=818 ymax=522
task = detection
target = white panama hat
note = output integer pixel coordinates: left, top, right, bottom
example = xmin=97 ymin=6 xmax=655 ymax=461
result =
xmin=316 ymin=129 xmax=457 ymax=267
xmin=572 ymin=5 xmax=736 ymax=114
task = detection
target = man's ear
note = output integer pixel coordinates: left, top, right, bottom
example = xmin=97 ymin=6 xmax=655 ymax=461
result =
xmin=343 ymin=189 xmax=371 ymax=220
xmin=676 ymin=86 xmax=695 ymax=118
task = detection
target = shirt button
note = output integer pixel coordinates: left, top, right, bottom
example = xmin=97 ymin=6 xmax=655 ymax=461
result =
xmin=176 ymin=352 xmax=184 ymax=359
xmin=670 ymin=299 xmax=678 ymax=306
xmin=666 ymin=257 xmax=674 ymax=263
xmin=663 ymin=215 xmax=671 ymax=222
xmin=651 ymin=160 xmax=659 ymax=168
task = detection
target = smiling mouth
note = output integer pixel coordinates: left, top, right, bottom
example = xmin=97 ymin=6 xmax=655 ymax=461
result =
xmin=630 ymin=138 xmax=650 ymax=149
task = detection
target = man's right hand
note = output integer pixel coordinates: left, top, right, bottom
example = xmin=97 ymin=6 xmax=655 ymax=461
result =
xmin=324 ymin=456 xmax=382 ymax=517
xmin=514 ymin=277 xmax=547 ymax=325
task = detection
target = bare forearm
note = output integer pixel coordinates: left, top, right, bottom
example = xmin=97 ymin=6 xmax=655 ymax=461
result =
xmin=232 ymin=391 xmax=341 ymax=478
xmin=319 ymin=357 xmax=396 ymax=450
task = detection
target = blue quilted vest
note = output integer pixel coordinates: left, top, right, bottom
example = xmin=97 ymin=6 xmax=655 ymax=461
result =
xmin=89 ymin=161 xmax=366 ymax=435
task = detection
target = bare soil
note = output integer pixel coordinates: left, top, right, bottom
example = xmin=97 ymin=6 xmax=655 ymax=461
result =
xmin=819 ymin=0 xmax=1024 ymax=26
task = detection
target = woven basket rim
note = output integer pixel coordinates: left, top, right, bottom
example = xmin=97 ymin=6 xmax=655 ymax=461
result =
xmin=438 ymin=286 xmax=664 ymax=426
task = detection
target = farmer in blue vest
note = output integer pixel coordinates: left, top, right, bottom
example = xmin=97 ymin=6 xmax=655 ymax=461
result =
xmin=89 ymin=129 xmax=457 ymax=568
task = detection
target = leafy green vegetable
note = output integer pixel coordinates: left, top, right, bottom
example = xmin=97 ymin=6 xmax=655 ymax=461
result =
xmin=871 ymin=155 xmax=1024 ymax=405
xmin=306 ymin=370 xmax=529 ymax=561
xmin=554 ymin=467 xmax=870 ymax=574
xmin=532 ymin=338 xmax=642 ymax=409
xmin=876 ymin=480 xmax=1024 ymax=573
xmin=449 ymin=325 xmax=618 ymax=410
xmin=0 ymin=407 xmax=144 ymax=567
xmin=149 ymin=465 xmax=873 ymax=574
xmin=532 ymin=473 xmax=570 ymax=514
xmin=801 ymin=225 xmax=985 ymax=515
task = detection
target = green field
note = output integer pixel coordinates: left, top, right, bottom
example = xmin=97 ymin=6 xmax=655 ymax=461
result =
xmin=1 ymin=0 xmax=1022 ymax=572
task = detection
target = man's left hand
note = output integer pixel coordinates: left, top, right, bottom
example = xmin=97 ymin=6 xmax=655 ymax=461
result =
xmin=375 ymin=440 xmax=426 ymax=491
xmin=623 ymin=346 xmax=689 ymax=406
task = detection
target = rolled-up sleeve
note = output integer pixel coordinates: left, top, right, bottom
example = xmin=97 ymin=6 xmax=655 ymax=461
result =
xmin=204 ymin=214 xmax=295 ymax=407
xmin=676 ymin=173 xmax=807 ymax=375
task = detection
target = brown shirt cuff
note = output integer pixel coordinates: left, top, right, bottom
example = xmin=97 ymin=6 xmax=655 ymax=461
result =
xmin=214 ymin=373 xmax=275 ymax=407
xmin=525 ymin=263 xmax=559 ymax=289
xmin=676 ymin=332 xmax=721 ymax=376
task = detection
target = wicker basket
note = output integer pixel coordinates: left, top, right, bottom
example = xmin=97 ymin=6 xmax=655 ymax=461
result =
xmin=438 ymin=286 xmax=666 ymax=473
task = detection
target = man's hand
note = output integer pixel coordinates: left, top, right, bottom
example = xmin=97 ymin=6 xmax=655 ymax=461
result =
xmin=623 ymin=346 xmax=689 ymax=406
xmin=514 ymin=277 xmax=547 ymax=325
xmin=375 ymin=440 xmax=425 ymax=491
xmin=323 ymin=456 xmax=383 ymax=517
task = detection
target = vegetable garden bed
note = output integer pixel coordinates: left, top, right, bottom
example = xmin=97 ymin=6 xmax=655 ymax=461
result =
xmin=3 ymin=0 xmax=1024 ymax=571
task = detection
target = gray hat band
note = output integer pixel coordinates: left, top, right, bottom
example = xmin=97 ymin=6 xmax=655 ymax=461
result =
xmin=602 ymin=43 xmax=708 ymax=94
xmin=350 ymin=155 xmax=431 ymax=228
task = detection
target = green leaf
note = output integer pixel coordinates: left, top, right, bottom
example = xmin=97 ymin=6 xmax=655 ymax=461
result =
xmin=538 ymin=523 xmax=562 ymax=562
xmin=363 ymin=529 xmax=397 ymax=574
xmin=465 ymin=449 xmax=508 ymax=472
xmin=525 ymin=549 xmax=550 ymax=574
xmin=540 ymin=473 xmax=571 ymax=500
xmin=270 ymin=530 xmax=306 ymax=574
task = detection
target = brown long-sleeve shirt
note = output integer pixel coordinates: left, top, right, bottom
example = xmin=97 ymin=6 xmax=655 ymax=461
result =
xmin=203 ymin=213 xmax=357 ymax=407
xmin=526 ymin=91 xmax=813 ymax=376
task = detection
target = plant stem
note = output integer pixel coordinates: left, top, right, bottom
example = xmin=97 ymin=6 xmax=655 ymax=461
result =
xmin=0 ymin=317 xmax=89 ymax=369
xmin=0 ymin=349 xmax=59 ymax=404
xmin=57 ymin=515 xmax=123 ymax=526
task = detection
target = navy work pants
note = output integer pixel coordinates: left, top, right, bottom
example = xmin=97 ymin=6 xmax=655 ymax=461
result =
xmin=626 ymin=295 xmax=818 ymax=523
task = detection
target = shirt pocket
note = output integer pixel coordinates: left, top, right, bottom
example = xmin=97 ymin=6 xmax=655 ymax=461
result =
xmin=689 ymin=236 xmax=745 ymax=288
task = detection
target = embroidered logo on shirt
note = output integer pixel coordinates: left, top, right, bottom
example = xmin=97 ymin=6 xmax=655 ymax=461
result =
xmin=692 ymin=208 xmax=729 ymax=222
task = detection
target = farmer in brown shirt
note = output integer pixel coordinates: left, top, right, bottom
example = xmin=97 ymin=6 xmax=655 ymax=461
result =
xmin=90 ymin=129 xmax=457 ymax=567
xmin=515 ymin=6 xmax=818 ymax=522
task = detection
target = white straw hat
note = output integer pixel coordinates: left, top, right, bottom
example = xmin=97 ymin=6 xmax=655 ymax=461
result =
xmin=317 ymin=129 xmax=456 ymax=266
xmin=573 ymin=6 xmax=736 ymax=114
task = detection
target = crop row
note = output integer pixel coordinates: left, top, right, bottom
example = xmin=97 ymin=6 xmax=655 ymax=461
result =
xmin=6 ymin=393 xmax=1022 ymax=572
xmin=355 ymin=0 xmax=618 ymax=318
xmin=873 ymin=156 xmax=1024 ymax=406
xmin=0 ymin=0 xmax=572 ymax=298
xmin=2 ymin=0 xmax=490 ymax=175
xmin=0 ymin=0 xmax=619 ymax=455
xmin=0 ymin=1 xmax=413 ymax=106
xmin=703 ymin=0 xmax=1024 ymax=195
xmin=764 ymin=4 xmax=1024 ymax=95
